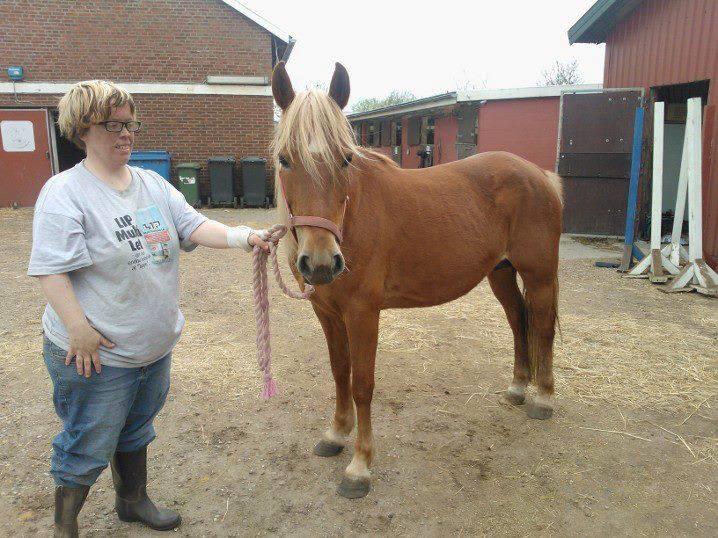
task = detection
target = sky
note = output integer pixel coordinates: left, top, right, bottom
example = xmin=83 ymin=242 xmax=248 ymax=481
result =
xmin=239 ymin=0 xmax=606 ymax=108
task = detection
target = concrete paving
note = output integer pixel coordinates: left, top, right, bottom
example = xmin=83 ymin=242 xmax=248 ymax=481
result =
xmin=559 ymin=234 xmax=624 ymax=261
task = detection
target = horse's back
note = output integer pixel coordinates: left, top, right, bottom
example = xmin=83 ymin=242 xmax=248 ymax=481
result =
xmin=455 ymin=150 xmax=558 ymax=190
xmin=457 ymin=151 xmax=562 ymax=225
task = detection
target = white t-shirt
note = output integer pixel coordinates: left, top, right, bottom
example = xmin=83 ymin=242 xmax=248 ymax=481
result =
xmin=28 ymin=162 xmax=208 ymax=367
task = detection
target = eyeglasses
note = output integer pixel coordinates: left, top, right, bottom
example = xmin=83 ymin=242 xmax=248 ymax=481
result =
xmin=98 ymin=120 xmax=142 ymax=133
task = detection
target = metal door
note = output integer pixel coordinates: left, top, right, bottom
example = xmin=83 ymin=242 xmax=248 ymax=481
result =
xmin=0 ymin=109 xmax=54 ymax=207
xmin=557 ymin=90 xmax=643 ymax=235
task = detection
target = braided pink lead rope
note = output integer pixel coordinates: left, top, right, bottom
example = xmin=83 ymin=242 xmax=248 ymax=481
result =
xmin=252 ymin=224 xmax=314 ymax=398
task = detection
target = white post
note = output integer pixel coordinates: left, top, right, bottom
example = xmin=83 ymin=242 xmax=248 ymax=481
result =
xmin=627 ymin=102 xmax=679 ymax=280
xmin=669 ymin=118 xmax=690 ymax=266
xmin=663 ymin=97 xmax=718 ymax=296
xmin=687 ymin=97 xmax=702 ymax=262
xmin=651 ymin=102 xmax=664 ymax=251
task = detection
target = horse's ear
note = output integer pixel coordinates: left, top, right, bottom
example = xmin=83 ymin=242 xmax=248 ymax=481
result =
xmin=328 ymin=62 xmax=350 ymax=110
xmin=272 ymin=61 xmax=295 ymax=111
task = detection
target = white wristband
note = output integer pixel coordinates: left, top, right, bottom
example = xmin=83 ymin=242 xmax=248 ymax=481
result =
xmin=226 ymin=226 xmax=253 ymax=251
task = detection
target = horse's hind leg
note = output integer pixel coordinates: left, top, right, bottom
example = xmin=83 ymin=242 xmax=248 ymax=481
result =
xmin=488 ymin=263 xmax=530 ymax=405
xmin=521 ymin=271 xmax=559 ymax=420
xmin=313 ymin=306 xmax=355 ymax=457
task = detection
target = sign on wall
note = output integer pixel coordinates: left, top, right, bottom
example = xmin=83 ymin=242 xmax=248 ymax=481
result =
xmin=1 ymin=120 xmax=36 ymax=152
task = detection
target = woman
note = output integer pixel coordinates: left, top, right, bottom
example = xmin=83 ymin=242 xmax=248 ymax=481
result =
xmin=27 ymin=80 xmax=268 ymax=537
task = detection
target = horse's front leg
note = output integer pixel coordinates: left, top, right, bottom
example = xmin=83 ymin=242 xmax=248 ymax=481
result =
xmin=337 ymin=307 xmax=379 ymax=499
xmin=312 ymin=305 xmax=354 ymax=457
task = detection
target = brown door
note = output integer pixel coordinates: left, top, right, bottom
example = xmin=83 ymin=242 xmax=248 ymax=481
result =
xmin=557 ymin=90 xmax=642 ymax=235
xmin=0 ymin=109 xmax=54 ymax=207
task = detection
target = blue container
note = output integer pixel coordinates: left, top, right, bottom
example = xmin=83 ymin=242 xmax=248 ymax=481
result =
xmin=128 ymin=150 xmax=171 ymax=181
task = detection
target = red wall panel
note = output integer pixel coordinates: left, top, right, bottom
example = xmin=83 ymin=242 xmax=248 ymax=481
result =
xmin=477 ymin=97 xmax=560 ymax=171
xmin=434 ymin=115 xmax=457 ymax=165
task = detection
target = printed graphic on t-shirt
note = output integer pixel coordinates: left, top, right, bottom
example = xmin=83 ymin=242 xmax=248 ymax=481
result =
xmin=135 ymin=205 xmax=172 ymax=265
xmin=113 ymin=213 xmax=151 ymax=271
xmin=114 ymin=214 xmax=144 ymax=252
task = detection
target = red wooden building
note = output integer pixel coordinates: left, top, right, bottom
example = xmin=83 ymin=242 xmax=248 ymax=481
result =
xmin=349 ymin=85 xmax=600 ymax=170
xmin=348 ymin=84 xmax=601 ymax=232
xmin=569 ymin=0 xmax=718 ymax=269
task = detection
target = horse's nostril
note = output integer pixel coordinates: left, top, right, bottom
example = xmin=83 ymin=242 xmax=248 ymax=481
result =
xmin=298 ymin=255 xmax=311 ymax=275
xmin=332 ymin=254 xmax=345 ymax=275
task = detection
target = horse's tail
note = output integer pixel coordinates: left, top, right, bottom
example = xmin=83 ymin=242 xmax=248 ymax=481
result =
xmin=543 ymin=170 xmax=564 ymax=208
xmin=523 ymin=273 xmax=560 ymax=385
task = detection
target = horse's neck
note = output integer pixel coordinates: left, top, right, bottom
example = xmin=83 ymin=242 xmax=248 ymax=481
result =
xmin=352 ymin=158 xmax=430 ymax=204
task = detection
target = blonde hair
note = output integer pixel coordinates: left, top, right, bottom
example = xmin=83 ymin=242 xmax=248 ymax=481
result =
xmin=271 ymin=89 xmax=362 ymax=186
xmin=57 ymin=80 xmax=135 ymax=149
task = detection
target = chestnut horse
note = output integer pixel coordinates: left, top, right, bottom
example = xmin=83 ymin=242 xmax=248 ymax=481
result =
xmin=271 ymin=61 xmax=562 ymax=498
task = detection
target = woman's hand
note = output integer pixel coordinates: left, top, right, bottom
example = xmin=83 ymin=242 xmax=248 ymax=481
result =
xmin=67 ymin=322 xmax=115 ymax=378
xmin=38 ymin=274 xmax=114 ymax=378
xmin=191 ymin=221 xmax=270 ymax=252
xmin=248 ymin=232 xmax=270 ymax=252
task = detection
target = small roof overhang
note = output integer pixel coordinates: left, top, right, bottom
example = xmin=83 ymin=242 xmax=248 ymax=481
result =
xmin=346 ymin=93 xmax=457 ymax=122
xmin=568 ymin=0 xmax=643 ymax=44
xmin=346 ymin=84 xmax=604 ymax=122
xmin=458 ymin=84 xmax=602 ymax=102
xmin=220 ymin=0 xmax=292 ymax=45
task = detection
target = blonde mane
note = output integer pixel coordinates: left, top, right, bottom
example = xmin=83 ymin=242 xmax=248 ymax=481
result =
xmin=271 ymin=89 xmax=363 ymax=186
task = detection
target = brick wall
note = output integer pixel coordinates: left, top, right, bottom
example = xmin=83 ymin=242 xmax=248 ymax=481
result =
xmin=0 ymin=0 xmax=273 ymax=83
xmin=0 ymin=0 xmax=279 ymax=203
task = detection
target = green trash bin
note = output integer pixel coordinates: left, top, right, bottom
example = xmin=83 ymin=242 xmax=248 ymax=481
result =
xmin=176 ymin=163 xmax=201 ymax=208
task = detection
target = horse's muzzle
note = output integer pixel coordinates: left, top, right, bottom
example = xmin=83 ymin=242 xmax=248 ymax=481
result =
xmin=297 ymin=253 xmax=345 ymax=285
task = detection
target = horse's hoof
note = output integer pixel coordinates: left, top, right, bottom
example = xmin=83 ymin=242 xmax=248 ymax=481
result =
xmin=313 ymin=440 xmax=344 ymax=457
xmin=337 ymin=477 xmax=371 ymax=499
xmin=527 ymin=400 xmax=554 ymax=420
xmin=502 ymin=389 xmax=525 ymax=406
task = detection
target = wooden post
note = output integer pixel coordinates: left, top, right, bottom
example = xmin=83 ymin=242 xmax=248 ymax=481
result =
xmin=664 ymin=98 xmax=718 ymax=296
xmin=668 ymin=117 xmax=691 ymax=266
xmin=688 ymin=97 xmax=702 ymax=263
xmin=628 ymin=102 xmax=679 ymax=281
xmin=619 ymin=107 xmax=646 ymax=272
xmin=650 ymin=104 xmax=667 ymax=281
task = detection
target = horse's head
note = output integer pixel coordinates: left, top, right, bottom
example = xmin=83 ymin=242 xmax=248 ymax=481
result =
xmin=272 ymin=61 xmax=360 ymax=286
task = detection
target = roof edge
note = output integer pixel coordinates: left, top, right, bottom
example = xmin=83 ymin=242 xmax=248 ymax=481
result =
xmin=568 ymin=0 xmax=643 ymax=44
xmin=459 ymin=84 xmax=602 ymax=102
xmin=220 ymin=0 xmax=291 ymax=44
xmin=347 ymin=93 xmax=457 ymax=120
xmin=347 ymin=84 xmax=604 ymax=121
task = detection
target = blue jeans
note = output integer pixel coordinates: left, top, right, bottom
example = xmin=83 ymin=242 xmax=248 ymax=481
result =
xmin=43 ymin=336 xmax=171 ymax=488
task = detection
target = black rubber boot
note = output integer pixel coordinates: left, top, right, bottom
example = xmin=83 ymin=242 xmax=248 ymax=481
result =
xmin=110 ymin=446 xmax=181 ymax=531
xmin=54 ymin=485 xmax=90 ymax=538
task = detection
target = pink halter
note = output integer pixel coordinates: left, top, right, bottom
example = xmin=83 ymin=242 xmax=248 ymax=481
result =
xmin=278 ymin=177 xmax=348 ymax=244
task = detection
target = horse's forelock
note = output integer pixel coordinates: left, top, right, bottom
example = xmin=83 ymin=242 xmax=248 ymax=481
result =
xmin=272 ymin=89 xmax=361 ymax=185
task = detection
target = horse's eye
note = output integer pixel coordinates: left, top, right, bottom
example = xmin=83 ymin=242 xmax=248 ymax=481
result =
xmin=342 ymin=154 xmax=353 ymax=167
xmin=278 ymin=156 xmax=290 ymax=168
